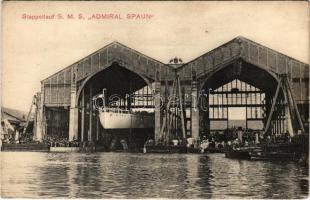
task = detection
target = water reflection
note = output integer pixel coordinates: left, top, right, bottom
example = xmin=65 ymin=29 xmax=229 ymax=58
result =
xmin=1 ymin=152 xmax=308 ymax=198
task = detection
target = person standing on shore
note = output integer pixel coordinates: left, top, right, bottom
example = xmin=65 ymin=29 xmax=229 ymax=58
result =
xmin=237 ymin=127 xmax=243 ymax=145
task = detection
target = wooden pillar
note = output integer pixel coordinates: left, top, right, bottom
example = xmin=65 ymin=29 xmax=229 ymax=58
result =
xmin=177 ymin=78 xmax=186 ymax=139
xmin=146 ymin=86 xmax=149 ymax=107
xmin=34 ymin=84 xmax=45 ymax=142
xmin=191 ymin=80 xmax=199 ymax=140
xmin=208 ymin=90 xmax=211 ymax=132
xmin=69 ymin=82 xmax=78 ymax=141
xmin=245 ymin=94 xmax=248 ymax=129
xmin=96 ymin=113 xmax=99 ymax=141
xmin=81 ymin=89 xmax=85 ymax=142
xmin=89 ymin=83 xmax=93 ymax=141
xmin=154 ymin=80 xmax=162 ymax=143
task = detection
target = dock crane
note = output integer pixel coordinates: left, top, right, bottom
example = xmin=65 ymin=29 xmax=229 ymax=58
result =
xmin=22 ymin=95 xmax=37 ymax=140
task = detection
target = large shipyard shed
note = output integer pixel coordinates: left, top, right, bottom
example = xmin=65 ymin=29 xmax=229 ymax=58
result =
xmin=34 ymin=37 xmax=309 ymax=145
xmin=35 ymin=41 xmax=172 ymax=144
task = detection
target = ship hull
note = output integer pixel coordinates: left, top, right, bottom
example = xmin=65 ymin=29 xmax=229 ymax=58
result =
xmin=99 ymin=111 xmax=154 ymax=129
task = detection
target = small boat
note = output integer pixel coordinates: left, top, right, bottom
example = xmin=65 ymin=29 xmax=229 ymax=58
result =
xmin=187 ymin=147 xmax=201 ymax=153
xmin=50 ymin=147 xmax=80 ymax=152
xmin=225 ymin=147 xmax=254 ymax=159
xmin=143 ymin=143 xmax=188 ymax=154
xmin=249 ymin=145 xmax=301 ymax=161
xmin=49 ymin=141 xmax=96 ymax=152
xmin=249 ymin=151 xmax=299 ymax=161
xmin=207 ymin=147 xmax=224 ymax=153
xmin=224 ymin=144 xmax=302 ymax=161
xmin=1 ymin=143 xmax=50 ymax=152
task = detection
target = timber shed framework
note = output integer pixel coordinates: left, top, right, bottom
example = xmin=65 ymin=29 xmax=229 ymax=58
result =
xmin=33 ymin=36 xmax=309 ymax=143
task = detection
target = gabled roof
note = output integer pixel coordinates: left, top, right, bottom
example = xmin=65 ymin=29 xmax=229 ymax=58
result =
xmin=179 ymin=36 xmax=308 ymax=70
xmin=41 ymin=41 xmax=170 ymax=82
xmin=41 ymin=36 xmax=309 ymax=83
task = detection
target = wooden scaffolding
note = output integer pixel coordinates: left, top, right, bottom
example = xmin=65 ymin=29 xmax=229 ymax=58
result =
xmin=264 ymin=74 xmax=305 ymax=136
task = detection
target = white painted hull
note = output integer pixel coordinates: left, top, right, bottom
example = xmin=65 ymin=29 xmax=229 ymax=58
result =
xmin=50 ymin=147 xmax=80 ymax=152
xmin=99 ymin=111 xmax=154 ymax=129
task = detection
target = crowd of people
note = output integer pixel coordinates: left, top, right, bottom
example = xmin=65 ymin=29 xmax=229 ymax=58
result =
xmin=45 ymin=135 xmax=80 ymax=147
xmin=200 ymin=127 xmax=294 ymax=152
xmin=158 ymin=127 xmax=294 ymax=153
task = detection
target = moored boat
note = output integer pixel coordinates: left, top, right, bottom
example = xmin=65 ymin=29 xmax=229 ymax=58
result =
xmin=225 ymin=144 xmax=303 ymax=161
xmin=50 ymin=147 xmax=80 ymax=152
xmin=225 ymin=149 xmax=251 ymax=159
xmin=249 ymin=151 xmax=299 ymax=161
xmin=144 ymin=145 xmax=188 ymax=153
xmin=1 ymin=143 xmax=50 ymax=152
xmin=225 ymin=147 xmax=258 ymax=159
xmin=249 ymin=143 xmax=302 ymax=161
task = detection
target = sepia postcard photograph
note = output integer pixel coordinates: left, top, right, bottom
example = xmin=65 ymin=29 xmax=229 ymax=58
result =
xmin=1 ymin=1 xmax=309 ymax=199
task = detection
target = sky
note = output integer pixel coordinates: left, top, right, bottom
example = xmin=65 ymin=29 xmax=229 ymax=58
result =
xmin=2 ymin=1 xmax=309 ymax=112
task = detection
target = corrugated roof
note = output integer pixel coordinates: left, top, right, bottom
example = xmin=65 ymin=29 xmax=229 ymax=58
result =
xmin=1 ymin=107 xmax=27 ymax=122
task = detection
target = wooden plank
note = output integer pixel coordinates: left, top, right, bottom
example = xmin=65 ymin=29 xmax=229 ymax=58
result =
xmin=284 ymin=76 xmax=305 ymax=133
xmin=264 ymin=79 xmax=281 ymax=135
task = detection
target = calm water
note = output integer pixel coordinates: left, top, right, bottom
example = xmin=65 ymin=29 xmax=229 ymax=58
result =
xmin=1 ymin=152 xmax=308 ymax=199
